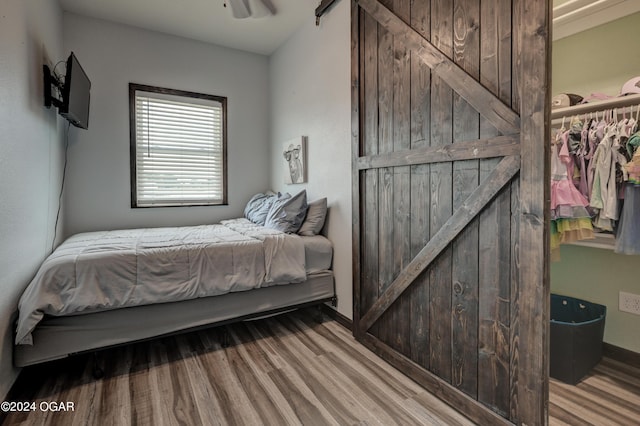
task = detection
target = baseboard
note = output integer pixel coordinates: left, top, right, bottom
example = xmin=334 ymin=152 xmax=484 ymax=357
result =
xmin=603 ymin=342 xmax=640 ymax=369
xmin=321 ymin=305 xmax=352 ymax=331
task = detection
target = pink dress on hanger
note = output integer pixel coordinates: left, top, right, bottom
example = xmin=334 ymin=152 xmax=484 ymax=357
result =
xmin=550 ymin=131 xmax=594 ymax=261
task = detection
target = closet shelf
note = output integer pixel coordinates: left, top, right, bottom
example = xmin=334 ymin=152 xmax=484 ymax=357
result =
xmin=551 ymin=93 xmax=640 ymax=124
xmin=569 ymin=232 xmax=615 ymax=250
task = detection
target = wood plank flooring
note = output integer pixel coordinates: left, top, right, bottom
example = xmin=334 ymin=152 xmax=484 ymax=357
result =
xmin=3 ymin=310 xmax=639 ymax=425
xmin=549 ymin=357 xmax=640 ymax=426
xmin=3 ymin=311 xmax=474 ymax=426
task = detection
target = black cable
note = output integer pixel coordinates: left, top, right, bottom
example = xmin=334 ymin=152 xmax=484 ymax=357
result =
xmin=52 ymin=121 xmax=71 ymax=252
xmin=51 ymin=60 xmax=66 ymax=78
xmin=51 ymin=60 xmax=67 ymax=100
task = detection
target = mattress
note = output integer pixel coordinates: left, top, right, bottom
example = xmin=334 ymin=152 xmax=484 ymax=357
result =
xmin=303 ymin=235 xmax=333 ymax=273
xmin=14 ymin=271 xmax=334 ymax=367
xmin=16 ymin=219 xmax=332 ymax=346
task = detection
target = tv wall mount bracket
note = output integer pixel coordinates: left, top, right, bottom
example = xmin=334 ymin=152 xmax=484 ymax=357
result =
xmin=43 ymin=64 xmax=64 ymax=109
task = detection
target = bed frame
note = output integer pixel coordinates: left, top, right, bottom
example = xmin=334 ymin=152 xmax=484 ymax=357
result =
xmin=14 ymin=271 xmax=335 ymax=368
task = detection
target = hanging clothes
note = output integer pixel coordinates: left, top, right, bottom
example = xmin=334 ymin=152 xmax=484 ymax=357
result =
xmin=616 ymin=134 xmax=640 ymax=254
xmin=590 ymin=122 xmax=617 ymax=229
xmin=550 ymin=129 xmax=594 ymax=261
xmin=615 ymin=184 xmax=640 ymax=254
xmin=583 ymin=111 xmax=635 ymax=231
xmin=550 ymin=82 xmax=640 ymax=255
xmin=550 ymin=100 xmax=640 ymax=257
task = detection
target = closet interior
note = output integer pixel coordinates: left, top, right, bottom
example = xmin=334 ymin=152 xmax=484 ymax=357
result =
xmin=550 ymin=7 xmax=640 ymax=361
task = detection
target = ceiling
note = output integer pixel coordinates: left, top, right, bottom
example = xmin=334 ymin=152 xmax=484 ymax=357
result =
xmin=552 ymin=0 xmax=640 ymax=40
xmin=60 ymin=0 xmax=640 ymax=54
xmin=59 ymin=0 xmax=318 ymax=55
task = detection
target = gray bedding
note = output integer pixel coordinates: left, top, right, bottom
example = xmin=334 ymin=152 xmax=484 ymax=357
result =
xmin=16 ymin=218 xmax=310 ymax=345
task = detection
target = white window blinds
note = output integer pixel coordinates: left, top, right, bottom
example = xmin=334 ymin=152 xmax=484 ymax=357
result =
xmin=131 ymin=86 xmax=226 ymax=207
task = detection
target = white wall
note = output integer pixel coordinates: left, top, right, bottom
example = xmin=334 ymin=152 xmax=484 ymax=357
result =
xmin=269 ymin=1 xmax=352 ymax=318
xmin=552 ymin=12 xmax=640 ymax=97
xmin=62 ymin=13 xmax=271 ymax=236
xmin=0 ymin=0 xmax=65 ymax=399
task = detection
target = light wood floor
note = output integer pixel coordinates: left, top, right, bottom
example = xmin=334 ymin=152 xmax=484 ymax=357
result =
xmin=3 ymin=310 xmax=639 ymax=426
xmin=549 ymin=357 xmax=640 ymax=426
xmin=3 ymin=311 xmax=474 ymax=426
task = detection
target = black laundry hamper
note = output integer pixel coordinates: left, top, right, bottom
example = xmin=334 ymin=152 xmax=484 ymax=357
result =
xmin=550 ymin=294 xmax=607 ymax=385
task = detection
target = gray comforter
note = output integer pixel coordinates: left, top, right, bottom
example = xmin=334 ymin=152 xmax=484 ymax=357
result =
xmin=16 ymin=218 xmax=306 ymax=345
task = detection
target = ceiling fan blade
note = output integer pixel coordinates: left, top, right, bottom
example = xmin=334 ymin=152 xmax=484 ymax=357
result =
xmin=228 ymin=0 xmax=250 ymax=19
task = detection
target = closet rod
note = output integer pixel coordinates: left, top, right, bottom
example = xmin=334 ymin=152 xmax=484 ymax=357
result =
xmin=551 ymin=92 xmax=640 ymax=123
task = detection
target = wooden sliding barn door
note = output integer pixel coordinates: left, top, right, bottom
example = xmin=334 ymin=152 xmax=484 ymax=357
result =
xmin=351 ymin=0 xmax=550 ymax=424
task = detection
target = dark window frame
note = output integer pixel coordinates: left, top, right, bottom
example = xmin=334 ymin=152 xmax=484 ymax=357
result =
xmin=129 ymin=83 xmax=228 ymax=208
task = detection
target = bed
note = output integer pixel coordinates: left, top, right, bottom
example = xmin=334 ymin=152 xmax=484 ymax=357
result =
xmin=14 ymin=191 xmax=334 ymax=367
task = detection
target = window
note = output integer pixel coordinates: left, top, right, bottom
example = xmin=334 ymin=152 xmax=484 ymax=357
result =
xmin=129 ymin=83 xmax=227 ymax=207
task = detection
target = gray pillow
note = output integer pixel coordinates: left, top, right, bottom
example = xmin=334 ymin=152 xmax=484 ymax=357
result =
xmin=298 ymin=198 xmax=327 ymax=236
xmin=244 ymin=193 xmax=271 ymax=225
xmin=244 ymin=193 xmax=268 ymax=222
xmin=264 ymin=190 xmax=308 ymax=233
xmin=244 ymin=192 xmax=283 ymax=225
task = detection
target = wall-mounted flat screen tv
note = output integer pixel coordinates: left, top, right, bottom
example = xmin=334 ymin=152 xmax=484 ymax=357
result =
xmin=59 ymin=52 xmax=91 ymax=130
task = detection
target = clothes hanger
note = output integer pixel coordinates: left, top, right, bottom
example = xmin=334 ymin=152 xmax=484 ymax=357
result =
xmin=570 ymin=114 xmax=579 ymax=127
xmin=629 ymin=105 xmax=639 ymax=134
xmin=553 ymin=116 xmax=567 ymax=145
xmin=625 ymin=106 xmax=636 ymax=128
